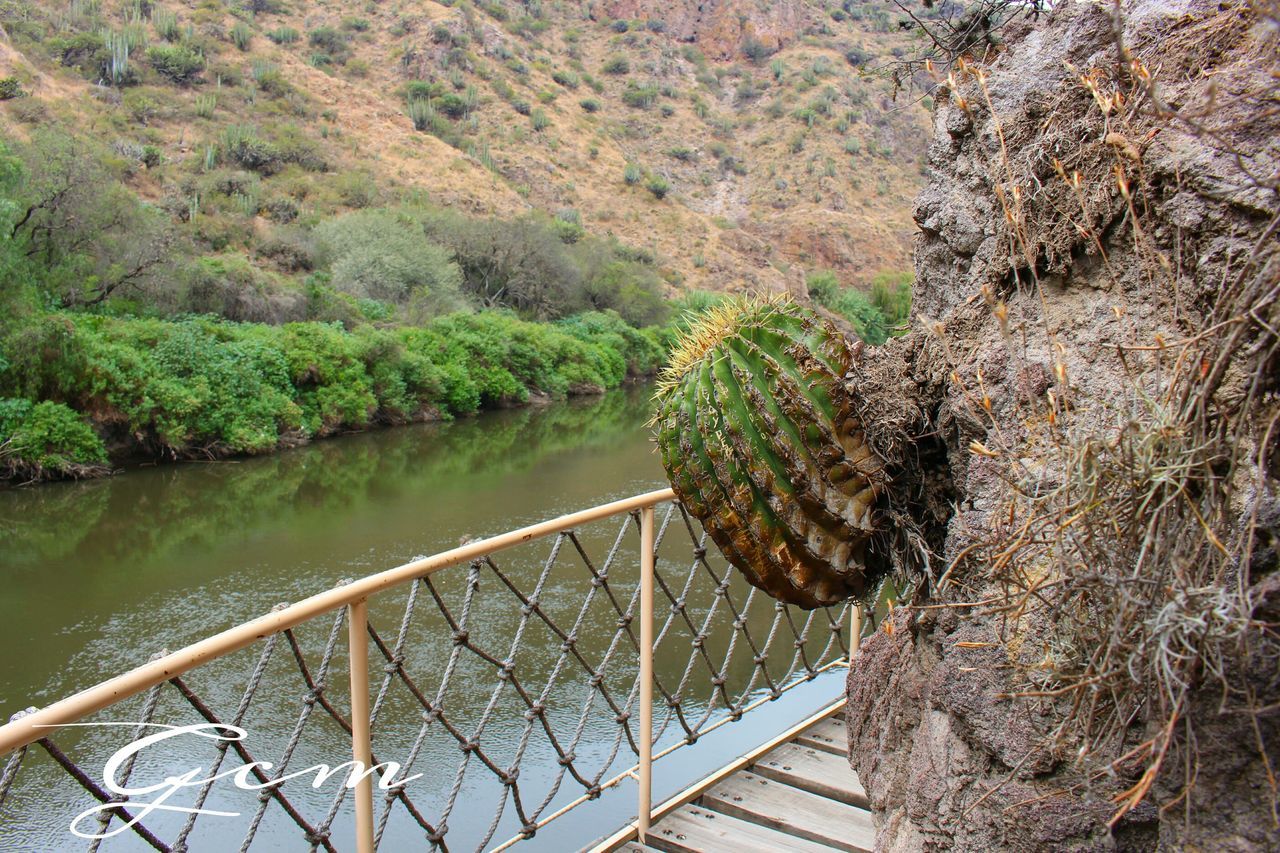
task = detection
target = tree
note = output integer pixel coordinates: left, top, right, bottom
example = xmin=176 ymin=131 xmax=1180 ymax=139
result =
xmin=8 ymin=132 xmax=174 ymax=308
xmin=577 ymin=259 xmax=668 ymax=327
xmin=742 ymin=37 xmax=774 ymax=63
xmin=146 ymin=44 xmax=205 ymax=85
xmin=0 ymin=142 xmax=33 ymax=314
xmin=429 ymin=214 xmax=583 ymax=320
xmin=313 ymin=210 xmax=464 ymax=316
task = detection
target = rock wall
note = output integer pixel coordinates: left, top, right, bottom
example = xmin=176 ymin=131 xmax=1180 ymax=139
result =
xmin=593 ymin=0 xmax=816 ymax=59
xmin=845 ymin=1 xmax=1279 ymax=849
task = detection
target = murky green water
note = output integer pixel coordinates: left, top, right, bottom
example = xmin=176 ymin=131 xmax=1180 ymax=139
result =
xmin=0 ymin=386 xmax=665 ymax=718
xmin=0 ymin=384 xmax=850 ymax=851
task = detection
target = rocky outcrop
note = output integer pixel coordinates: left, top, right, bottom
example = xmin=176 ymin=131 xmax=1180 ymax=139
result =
xmin=846 ymin=1 xmax=1279 ymax=849
xmin=593 ymin=0 xmax=816 ymax=59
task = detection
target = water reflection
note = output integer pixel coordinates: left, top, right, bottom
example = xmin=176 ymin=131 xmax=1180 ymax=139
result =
xmin=0 ymin=384 xmax=665 ymax=716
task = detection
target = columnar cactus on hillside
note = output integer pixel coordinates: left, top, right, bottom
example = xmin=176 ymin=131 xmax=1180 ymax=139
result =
xmin=651 ymin=296 xmax=884 ymax=608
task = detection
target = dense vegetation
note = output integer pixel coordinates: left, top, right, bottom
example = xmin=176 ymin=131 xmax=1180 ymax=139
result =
xmin=0 ymin=133 xmax=681 ymax=481
xmin=807 ymin=269 xmax=912 ymax=345
xmin=0 ymin=309 xmax=665 ymax=477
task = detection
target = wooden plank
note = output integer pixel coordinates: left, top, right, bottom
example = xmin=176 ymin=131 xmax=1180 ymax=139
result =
xmin=700 ymin=771 xmax=875 ymax=852
xmin=648 ymin=804 xmax=836 ymax=853
xmin=588 ymin=700 xmax=848 ymax=853
xmin=794 ymin=716 xmax=848 ymax=756
xmin=617 ymin=843 xmax=663 ymax=852
xmin=750 ymin=743 xmax=868 ymax=808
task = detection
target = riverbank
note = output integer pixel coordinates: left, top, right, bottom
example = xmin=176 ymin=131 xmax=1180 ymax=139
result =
xmin=0 ymin=308 xmax=668 ymax=484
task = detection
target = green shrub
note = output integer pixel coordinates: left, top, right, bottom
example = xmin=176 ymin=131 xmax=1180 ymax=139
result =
xmin=408 ymin=97 xmax=434 ymax=131
xmin=530 ymin=108 xmax=550 ymax=131
xmin=742 ymin=37 xmax=773 ymax=62
xmin=602 ymin=54 xmax=630 ymax=75
xmin=313 ymin=210 xmax=464 ymax=313
xmin=220 ymin=126 xmax=283 ymax=174
xmin=308 ymin=26 xmax=350 ymax=62
xmin=176 ymin=254 xmax=303 ymax=323
xmin=869 ymin=270 xmax=912 ymax=329
xmin=231 ymin=21 xmax=252 ymax=51
xmin=125 ymin=92 xmax=164 ymax=125
xmin=0 ymin=78 xmax=24 ymax=100
xmin=0 ymin=399 xmax=107 ymax=480
xmin=249 ymin=59 xmax=291 ymax=96
xmin=806 ymin=269 xmax=889 ymax=344
xmin=261 ymin=196 xmax=300 ymax=224
xmin=579 ymin=97 xmax=601 ymax=112
xmin=844 ymin=45 xmax=873 ymax=67
xmin=194 ymin=93 xmax=216 ymax=118
xmin=621 ymin=82 xmax=658 ymax=109
xmin=405 ymin=80 xmax=445 ymax=101
xmin=623 ymin=163 xmax=643 ymax=185
xmin=267 ymin=27 xmax=300 ymax=45
xmin=49 ymin=32 xmax=111 ymax=79
xmin=436 ymin=92 xmax=468 ymax=118
xmin=646 ymin=174 xmax=670 ymax=199
xmin=551 ymin=69 xmax=578 ymax=88
xmin=152 ymin=8 xmax=180 ymax=42
xmin=553 ymin=208 xmax=585 ymax=244
xmin=147 ymin=44 xmax=204 ymax=84
xmin=805 ymin=269 xmax=838 ymax=303
xmin=578 ymin=262 xmax=669 ymax=328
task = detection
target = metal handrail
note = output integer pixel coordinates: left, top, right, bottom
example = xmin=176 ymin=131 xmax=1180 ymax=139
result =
xmin=0 ymin=488 xmax=676 ymax=759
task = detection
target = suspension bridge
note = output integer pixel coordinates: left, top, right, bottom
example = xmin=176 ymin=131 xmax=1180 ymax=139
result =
xmin=0 ymin=489 xmax=878 ymax=852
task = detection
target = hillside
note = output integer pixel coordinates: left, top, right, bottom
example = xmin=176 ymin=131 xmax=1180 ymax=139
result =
xmin=0 ymin=0 xmax=930 ymax=298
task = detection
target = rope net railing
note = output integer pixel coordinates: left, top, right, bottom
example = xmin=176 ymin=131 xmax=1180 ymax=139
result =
xmin=0 ymin=496 xmax=863 ymax=852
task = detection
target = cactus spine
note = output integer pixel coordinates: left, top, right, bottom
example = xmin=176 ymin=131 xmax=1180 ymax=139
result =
xmin=652 ymin=296 xmax=883 ymax=608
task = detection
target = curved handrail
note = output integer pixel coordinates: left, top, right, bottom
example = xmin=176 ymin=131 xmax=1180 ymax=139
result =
xmin=0 ymin=488 xmax=676 ymax=756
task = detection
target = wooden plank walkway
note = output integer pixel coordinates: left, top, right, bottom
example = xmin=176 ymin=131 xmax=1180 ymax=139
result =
xmin=620 ymin=707 xmax=875 ymax=853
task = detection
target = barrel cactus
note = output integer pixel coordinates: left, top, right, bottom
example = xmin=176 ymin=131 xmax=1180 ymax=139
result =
xmin=652 ymin=296 xmax=884 ymax=609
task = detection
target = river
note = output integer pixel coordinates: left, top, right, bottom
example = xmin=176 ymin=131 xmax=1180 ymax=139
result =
xmin=0 ymin=384 xmax=850 ymax=851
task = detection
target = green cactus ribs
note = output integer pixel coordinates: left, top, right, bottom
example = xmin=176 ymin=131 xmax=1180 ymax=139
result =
xmin=652 ymin=295 xmax=885 ymax=609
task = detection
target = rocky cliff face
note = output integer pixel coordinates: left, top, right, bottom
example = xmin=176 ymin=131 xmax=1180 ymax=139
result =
xmin=846 ymin=1 xmax=1279 ymax=849
xmin=594 ymin=0 xmax=817 ymax=59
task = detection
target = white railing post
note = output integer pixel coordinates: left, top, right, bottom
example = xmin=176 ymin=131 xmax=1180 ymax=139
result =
xmin=851 ymin=603 xmax=862 ymax=657
xmin=348 ymin=599 xmax=376 ymax=853
xmin=637 ymin=506 xmax=656 ymax=842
